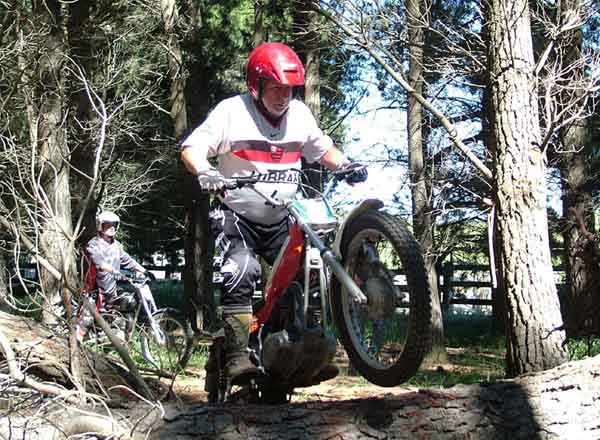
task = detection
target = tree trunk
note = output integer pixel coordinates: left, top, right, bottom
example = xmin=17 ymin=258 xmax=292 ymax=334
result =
xmin=557 ymin=0 xmax=596 ymax=338
xmin=561 ymin=148 xmax=595 ymax=336
xmin=406 ymin=0 xmax=445 ymax=365
xmin=68 ymin=0 xmax=99 ymax=244
xmin=486 ymin=0 xmax=568 ymax=375
xmin=294 ymin=1 xmax=323 ymax=191
xmin=490 ymin=210 xmax=507 ymax=333
xmin=151 ymin=354 xmax=600 ymax=439
xmin=183 ymin=196 xmax=215 ymax=331
xmin=32 ymin=0 xmax=77 ymax=324
xmin=253 ymin=0 xmax=266 ymax=47
xmin=480 ymin=27 xmax=506 ymax=334
xmin=162 ymin=0 xmax=188 ymax=140
xmin=163 ymin=1 xmax=215 ymax=332
xmin=0 ymin=311 xmax=140 ymax=395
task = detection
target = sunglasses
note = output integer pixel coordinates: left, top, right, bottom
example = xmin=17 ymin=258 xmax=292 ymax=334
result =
xmin=102 ymin=221 xmax=119 ymax=228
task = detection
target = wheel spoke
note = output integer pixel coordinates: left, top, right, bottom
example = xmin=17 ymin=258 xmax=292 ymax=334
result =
xmin=133 ymin=312 xmax=192 ymax=374
xmin=331 ymin=210 xmax=432 ymax=386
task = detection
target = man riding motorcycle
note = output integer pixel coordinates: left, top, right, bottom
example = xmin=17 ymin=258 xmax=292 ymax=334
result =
xmin=180 ymin=42 xmax=367 ymax=388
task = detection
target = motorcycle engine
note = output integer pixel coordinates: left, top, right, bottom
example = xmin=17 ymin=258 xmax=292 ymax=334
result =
xmin=261 ymin=327 xmax=336 ymax=387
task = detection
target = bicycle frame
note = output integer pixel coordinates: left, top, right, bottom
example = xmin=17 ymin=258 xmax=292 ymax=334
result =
xmin=91 ymin=277 xmax=167 ymax=353
xmin=133 ymin=280 xmax=167 ymax=346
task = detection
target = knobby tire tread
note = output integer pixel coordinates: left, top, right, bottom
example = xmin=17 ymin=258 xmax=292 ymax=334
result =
xmin=331 ymin=210 xmax=433 ymax=387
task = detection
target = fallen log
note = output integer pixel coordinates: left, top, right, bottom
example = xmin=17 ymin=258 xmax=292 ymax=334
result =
xmin=151 ymin=354 xmax=600 ymax=439
xmin=0 ymin=310 xmax=141 ymax=398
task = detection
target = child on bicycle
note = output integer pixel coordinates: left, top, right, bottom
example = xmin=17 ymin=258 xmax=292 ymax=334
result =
xmin=76 ymin=211 xmax=147 ymax=340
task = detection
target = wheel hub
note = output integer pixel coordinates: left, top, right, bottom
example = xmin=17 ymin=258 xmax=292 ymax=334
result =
xmin=364 ymin=276 xmax=397 ymax=320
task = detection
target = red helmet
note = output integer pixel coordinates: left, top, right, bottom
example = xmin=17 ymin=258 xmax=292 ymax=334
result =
xmin=246 ymin=42 xmax=305 ymax=99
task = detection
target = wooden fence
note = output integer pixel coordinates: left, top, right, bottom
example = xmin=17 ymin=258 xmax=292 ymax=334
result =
xmin=11 ymin=261 xmax=565 ymax=309
xmin=439 ymin=263 xmax=495 ymax=307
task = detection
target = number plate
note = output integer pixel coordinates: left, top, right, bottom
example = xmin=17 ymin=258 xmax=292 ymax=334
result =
xmin=290 ymin=198 xmax=337 ymax=230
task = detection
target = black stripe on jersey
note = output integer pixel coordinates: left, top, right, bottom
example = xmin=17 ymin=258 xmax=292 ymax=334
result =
xmin=231 ymin=140 xmax=303 ymax=152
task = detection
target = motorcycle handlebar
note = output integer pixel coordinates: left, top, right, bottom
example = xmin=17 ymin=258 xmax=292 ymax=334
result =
xmin=222 ymin=176 xmax=260 ymax=190
xmin=330 ymin=164 xmax=368 ymax=180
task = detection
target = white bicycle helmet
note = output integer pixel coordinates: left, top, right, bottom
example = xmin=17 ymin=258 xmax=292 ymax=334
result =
xmin=96 ymin=211 xmax=120 ymax=232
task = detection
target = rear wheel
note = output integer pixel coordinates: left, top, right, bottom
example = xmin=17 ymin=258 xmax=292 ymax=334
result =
xmin=138 ymin=309 xmax=193 ymax=374
xmin=331 ymin=210 xmax=432 ymax=387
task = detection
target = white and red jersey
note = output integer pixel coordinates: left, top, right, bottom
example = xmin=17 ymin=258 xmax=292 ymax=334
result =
xmin=181 ymin=94 xmax=333 ymax=224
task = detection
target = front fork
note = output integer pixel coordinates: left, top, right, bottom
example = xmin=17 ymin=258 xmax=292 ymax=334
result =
xmin=288 ymin=204 xmax=367 ymax=306
xmin=303 ymin=243 xmax=329 ymax=330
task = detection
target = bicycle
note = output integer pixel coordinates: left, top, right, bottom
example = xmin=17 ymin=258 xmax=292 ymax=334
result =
xmin=76 ymin=272 xmax=193 ymax=375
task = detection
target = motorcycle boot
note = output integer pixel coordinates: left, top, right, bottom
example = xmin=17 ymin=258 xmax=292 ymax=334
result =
xmin=224 ymin=313 xmax=259 ymax=386
xmin=312 ymin=364 xmax=339 ymax=384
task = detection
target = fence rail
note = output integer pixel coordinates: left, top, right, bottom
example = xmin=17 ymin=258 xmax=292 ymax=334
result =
xmin=10 ymin=261 xmax=565 ymax=308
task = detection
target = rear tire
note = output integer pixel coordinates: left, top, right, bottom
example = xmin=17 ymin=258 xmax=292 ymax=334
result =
xmin=138 ymin=309 xmax=193 ymax=373
xmin=331 ymin=210 xmax=432 ymax=387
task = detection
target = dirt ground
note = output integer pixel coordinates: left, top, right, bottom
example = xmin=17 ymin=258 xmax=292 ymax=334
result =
xmin=170 ymin=346 xmax=501 ymax=404
xmin=0 ymin=346 xmax=504 ymax=440
xmin=172 ymin=367 xmax=418 ymax=403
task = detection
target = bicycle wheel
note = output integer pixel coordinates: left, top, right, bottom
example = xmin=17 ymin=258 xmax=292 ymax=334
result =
xmin=330 ymin=209 xmax=432 ymax=387
xmin=138 ymin=309 xmax=193 ymax=373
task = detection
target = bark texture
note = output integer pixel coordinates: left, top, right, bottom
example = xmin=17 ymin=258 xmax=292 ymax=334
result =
xmin=0 ymin=311 xmax=137 ymax=394
xmin=151 ymin=355 xmax=600 ymax=440
xmin=162 ymin=0 xmax=188 ymax=140
xmin=30 ymin=0 xmax=77 ymax=324
xmin=68 ymin=0 xmax=98 ymax=244
xmin=294 ymin=1 xmax=323 ymax=191
xmin=561 ymin=147 xmax=596 ymax=336
xmin=486 ymin=0 xmax=568 ymax=375
xmin=162 ymin=1 xmax=216 ymax=332
xmin=557 ymin=0 xmax=597 ymax=338
xmin=406 ymin=0 xmax=445 ymax=366
xmin=253 ymin=0 xmax=266 ymax=47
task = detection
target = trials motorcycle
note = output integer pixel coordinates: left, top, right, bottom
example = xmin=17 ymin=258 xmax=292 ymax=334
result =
xmin=206 ymin=168 xmax=433 ymax=403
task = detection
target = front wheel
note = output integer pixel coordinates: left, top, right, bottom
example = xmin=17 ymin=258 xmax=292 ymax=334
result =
xmin=138 ymin=309 xmax=193 ymax=374
xmin=331 ymin=210 xmax=432 ymax=387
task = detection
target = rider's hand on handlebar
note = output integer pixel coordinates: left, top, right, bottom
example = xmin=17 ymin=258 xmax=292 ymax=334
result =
xmin=112 ymin=270 xmax=126 ymax=282
xmin=197 ymin=168 xmax=227 ymax=193
xmin=339 ymin=161 xmax=368 ymax=185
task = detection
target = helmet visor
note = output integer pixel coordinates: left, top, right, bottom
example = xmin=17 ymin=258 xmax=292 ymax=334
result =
xmin=101 ymin=221 xmax=119 ymax=229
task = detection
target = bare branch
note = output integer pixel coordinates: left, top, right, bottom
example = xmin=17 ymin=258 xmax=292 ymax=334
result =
xmin=313 ymin=2 xmax=493 ymax=181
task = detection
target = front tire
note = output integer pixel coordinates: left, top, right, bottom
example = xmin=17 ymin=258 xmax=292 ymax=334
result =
xmin=138 ymin=309 xmax=193 ymax=373
xmin=331 ymin=210 xmax=432 ymax=387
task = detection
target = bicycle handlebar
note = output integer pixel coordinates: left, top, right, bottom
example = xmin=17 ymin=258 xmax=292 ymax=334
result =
xmin=114 ymin=270 xmax=154 ymax=285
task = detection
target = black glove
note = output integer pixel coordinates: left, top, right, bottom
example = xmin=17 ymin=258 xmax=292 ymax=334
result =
xmin=197 ymin=169 xmax=227 ymax=192
xmin=340 ymin=161 xmax=368 ymax=185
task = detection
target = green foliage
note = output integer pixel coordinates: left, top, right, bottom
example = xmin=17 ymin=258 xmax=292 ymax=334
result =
xmin=407 ymin=309 xmax=506 ymax=387
xmin=150 ymin=280 xmax=186 ymax=310
xmin=184 ymin=343 xmax=211 ymax=369
xmin=568 ymin=337 xmax=600 ymax=361
xmin=443 ymin=308 xmax=504 ymax=350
